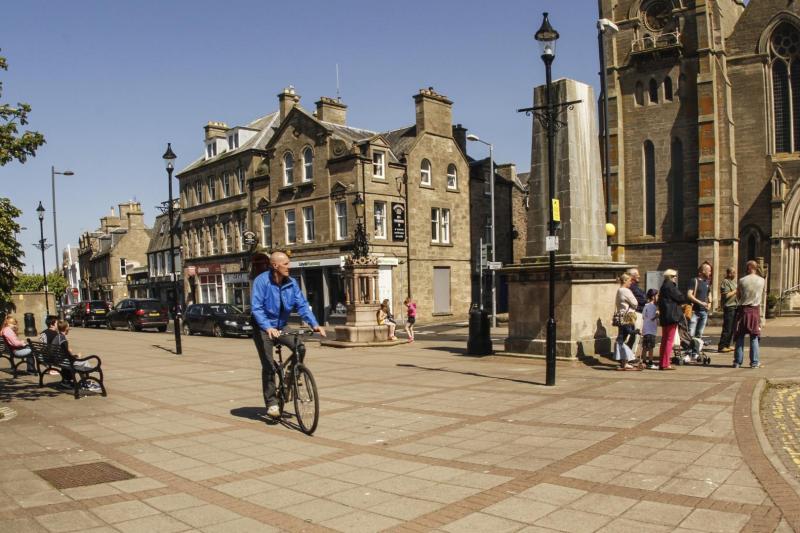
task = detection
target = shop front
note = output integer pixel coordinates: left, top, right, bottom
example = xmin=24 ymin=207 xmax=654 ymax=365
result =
xmin=224 ymin=271 xmax=251 ymax=312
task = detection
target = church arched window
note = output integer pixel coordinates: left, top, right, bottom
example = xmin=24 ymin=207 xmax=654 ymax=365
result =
xmin=664 ymin=76 xmax=673 ymax=101
xmin=644 ymin=140 xmax=656 ymax=236
xmin=770 ymin=22 xmax=800 ymax=153
xmin=648 ymin=79 xmax=659 ymax=104
xmin=635 ymin=81 xmax=644 ymax=106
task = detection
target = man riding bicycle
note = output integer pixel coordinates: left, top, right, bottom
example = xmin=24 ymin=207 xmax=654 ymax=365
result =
xmin=251 ymin=251 xmax=326 ymax=419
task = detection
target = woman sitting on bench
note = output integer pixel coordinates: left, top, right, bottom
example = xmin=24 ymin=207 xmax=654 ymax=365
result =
xmin=52 ymin=320 xmax=100 ymax=392
xmin=1 ymin=316 xmax=35 ymax=373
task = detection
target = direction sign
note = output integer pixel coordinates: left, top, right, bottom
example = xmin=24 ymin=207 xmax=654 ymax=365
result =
xmin=487 ymin=261 xmax=503 ymax=270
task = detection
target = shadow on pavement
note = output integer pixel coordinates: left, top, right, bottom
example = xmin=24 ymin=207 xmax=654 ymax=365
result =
xmin=0 ymin=375 xmax=63 ymax=402
xmin=230 ymin=406 xmax=307 ymax=434
xmin=151 ymin=344 xmax=179 ymax=354
xmin=396 ymin=363 xmax=546 ymax=387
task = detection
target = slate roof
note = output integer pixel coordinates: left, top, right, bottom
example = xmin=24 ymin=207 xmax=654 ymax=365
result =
xmin=147 ymin=210 xmax=181 ymax=254
xmin=178 ymin=112 xmax=280 ymax=175
xmin=379 ymin=125 xmax=417 ymax=160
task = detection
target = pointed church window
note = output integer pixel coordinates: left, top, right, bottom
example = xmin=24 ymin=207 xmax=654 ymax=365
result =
xmin=770 ymin=22 xmax=800 ymax=153
xmin=648 ymin=79 xmax=659 ymax=104
xmin=635 ymin=81 xmax=644 ymax=106
xmin=644 ymin=140 xmax=656 ymax=236
xmin=664 ymin=76 xmax=673 ymax=101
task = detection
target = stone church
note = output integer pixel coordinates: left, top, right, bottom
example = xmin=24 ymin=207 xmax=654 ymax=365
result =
xmin=600 ymin=0 xmax=800 ymax=307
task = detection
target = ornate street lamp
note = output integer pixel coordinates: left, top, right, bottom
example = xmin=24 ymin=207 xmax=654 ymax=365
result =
xmin=36 ymin=201 xmax=50 ymax=316
xmin=163 ymin=143 xmax=182 ymax=355
xmin=535 ymin=12 xmax=560 ymax=387
xmin=352 ymin=192 xmax=369 ymax=258
xmin=467 ymin=134 xmax=497 ymax=328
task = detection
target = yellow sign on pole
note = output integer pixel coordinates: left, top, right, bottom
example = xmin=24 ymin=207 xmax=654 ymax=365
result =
xmin=552 ymin=199 xmax=561 ymax=223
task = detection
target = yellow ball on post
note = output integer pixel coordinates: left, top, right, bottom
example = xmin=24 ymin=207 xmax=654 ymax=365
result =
xmin=605 ymin=223 xmax=616 ymax=237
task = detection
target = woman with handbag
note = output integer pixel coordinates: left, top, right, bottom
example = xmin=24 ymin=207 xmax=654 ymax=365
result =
xmin=657 ymin=269 xmax=687 ymax=370
xmin=614 ymin=273 xmax=639 ymax=370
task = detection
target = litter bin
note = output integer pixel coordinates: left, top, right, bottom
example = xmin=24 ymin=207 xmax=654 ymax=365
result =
xmin=24 ymin=312 xmax=37 ymax=337
xmin=467 ymin=304 xmax=493 ymax=355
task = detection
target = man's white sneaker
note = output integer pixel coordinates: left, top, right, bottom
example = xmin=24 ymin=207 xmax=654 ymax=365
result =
xmin=267 ymin=405 xmax=280 ymax=418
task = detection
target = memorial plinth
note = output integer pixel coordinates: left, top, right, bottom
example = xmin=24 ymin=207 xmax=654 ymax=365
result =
xmin=502 ymin=78 xmax=628 ymax=359
xmin=321 ymin=256 xmax=405 ymax=348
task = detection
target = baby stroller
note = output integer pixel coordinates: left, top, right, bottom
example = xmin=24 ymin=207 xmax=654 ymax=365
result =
xmin=671 ymin=315 xmax=711 ymax=366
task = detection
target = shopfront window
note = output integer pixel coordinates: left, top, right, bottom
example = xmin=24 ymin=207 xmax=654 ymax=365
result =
xmin=199 ymin=274 xmax=223 ymax=303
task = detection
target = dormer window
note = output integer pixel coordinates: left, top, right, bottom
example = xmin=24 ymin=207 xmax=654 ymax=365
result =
xmin=283 ymin=152 xmax=294 ymax=185
xmin=373 ymin=150 xmax=385 ymax=178
xmin=206 ymin=143 xmax=217 ymax=159
xmin=227 ymin=132 xmax=240 ymax=150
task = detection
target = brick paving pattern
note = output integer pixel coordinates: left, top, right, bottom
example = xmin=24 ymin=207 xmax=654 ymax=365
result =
xmin=762 ymin=383 xmax=800 ymax=484
xmin=1 ymin=318 xmax=799 ymax=532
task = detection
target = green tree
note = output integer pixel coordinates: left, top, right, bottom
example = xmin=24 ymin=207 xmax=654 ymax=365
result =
xmin=1 ymin=51 xmax=46 ymax=165
xmin=0 ymin=198 xmax=24 ymax=310
xmin=12 ymin=271 xmax=66 ymax=298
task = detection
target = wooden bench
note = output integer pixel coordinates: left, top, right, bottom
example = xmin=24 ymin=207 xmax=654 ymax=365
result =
xmin=0 ymin=338 xmax=31 ymax=378
xmin=27 ymin=340 xmax=107 ymax=399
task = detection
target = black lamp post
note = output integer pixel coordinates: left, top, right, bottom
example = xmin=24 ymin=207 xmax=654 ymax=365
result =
xmin=535 ymin=12 xmax=559 ymax=387
xmin=36 ymin=201 xmax=50 ymax=316
xmin=163 ymin=143 xmax=182 ymax=355
xmin=352 ymin=192 xmax=369 ymax=258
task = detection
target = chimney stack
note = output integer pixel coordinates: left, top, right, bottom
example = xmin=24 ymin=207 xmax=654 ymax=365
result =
xmin=278 ymin=86 xmax=301 ymax=121
xmin=315 ymin=96 xmax=347 ymax=125
xmin=204 ymin=121 xmax=228 ymax=141
xmin=452 ymin=124 xmax=467 ymax=155
xmin=118 ymin=201 xmax=144 ymax=229
xmin=414 ymin=87 xmax=453 ymax=137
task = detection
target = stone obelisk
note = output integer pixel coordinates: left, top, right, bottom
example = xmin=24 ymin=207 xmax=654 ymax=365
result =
xmin=502 ymin=78 xmax=628 ymax=359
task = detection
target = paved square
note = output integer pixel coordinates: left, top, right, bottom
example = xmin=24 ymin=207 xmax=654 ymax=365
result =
xmin=1 ymin=320 xmax=799 ymax=532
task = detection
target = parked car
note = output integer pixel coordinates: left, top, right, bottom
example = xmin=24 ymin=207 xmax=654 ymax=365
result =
xmin=182 ymin=304 xmax=253 ymax=337
xmin=106 ymin=299 xmax=168 ymax=332
xmin=72 ymin=300 xmax=112 ymax=327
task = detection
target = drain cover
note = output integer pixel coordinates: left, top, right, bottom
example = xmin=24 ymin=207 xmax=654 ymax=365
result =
xmin=35 ymin=461 xmax=135 ymax=489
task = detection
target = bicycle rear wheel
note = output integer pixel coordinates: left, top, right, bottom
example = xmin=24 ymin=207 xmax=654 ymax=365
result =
xmin=292 ymin=364 xmax=319 ymax=435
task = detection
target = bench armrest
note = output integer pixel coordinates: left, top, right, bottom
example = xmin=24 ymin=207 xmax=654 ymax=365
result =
xmin=72 ymin=355 xmax=102 ymax=369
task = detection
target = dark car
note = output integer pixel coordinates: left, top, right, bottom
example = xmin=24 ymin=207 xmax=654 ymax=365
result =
xmin=62 ymin=304 xmax=78 ymax=325
xmin=182 ymin=304 xmax=253 ymax=337
xmin=106 ymin=299 xmax=169 ymax=332
xmin=72 ymin=300 xmax=112 ymax=327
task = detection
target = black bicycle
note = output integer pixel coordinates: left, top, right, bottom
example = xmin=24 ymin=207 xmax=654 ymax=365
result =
xmin=273 ymin=329 xmax=320 ymax=435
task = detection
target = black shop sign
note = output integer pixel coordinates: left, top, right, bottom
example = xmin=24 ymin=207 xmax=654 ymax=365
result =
xmin=391 ymin=203 xmax=406 ymax=242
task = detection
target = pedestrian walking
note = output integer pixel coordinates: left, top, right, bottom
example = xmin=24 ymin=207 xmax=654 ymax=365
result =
xmin=614 ymin=273 xmax=639 ymax=370
xmin=732 ymin=260 xmax=765 ymax=368
xmin=718 ymin=266 xmax=738 ymax=353
xmin=687 ymin=262 xmax=712 ymax=361
xmin=657 ymin=269 xmax=687 ymax=370
xmin=404 ymin=297 xmax=416 ymax=343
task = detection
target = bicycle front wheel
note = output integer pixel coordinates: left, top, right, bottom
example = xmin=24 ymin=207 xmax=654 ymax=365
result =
xmin=292 ymin=364 xmax=319 ymax=435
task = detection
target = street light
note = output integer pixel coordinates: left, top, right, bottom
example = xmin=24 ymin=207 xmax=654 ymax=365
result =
xmin=535 ymin=12 xmax=559 ymax=387
xmin=163 ymin=143 xmax=182 ymax=355
xmin=51 ymin=166 xmax=75 ymax=274
xmin=466 ymin=133 xmax=497 ymax=328
xmin=597 ymin=18 xmax=619 ymax=248
xmin=352 ymin=192 xmax=369 ymax=258
xmin=36 ymin=201 xmax=50 ymax=316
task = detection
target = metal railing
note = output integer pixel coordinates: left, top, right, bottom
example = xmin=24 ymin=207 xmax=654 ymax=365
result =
xmin=777 ymin=283 xmax=800 ymax=316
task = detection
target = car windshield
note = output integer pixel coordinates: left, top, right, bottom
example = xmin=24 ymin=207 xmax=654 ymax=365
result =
xmin=139 ymin=301 xmax=162 ymax=311
xmin=209 ymin=305 xmax=242 ymax=315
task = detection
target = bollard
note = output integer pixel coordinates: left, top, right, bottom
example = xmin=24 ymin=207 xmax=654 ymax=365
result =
xmin=24 ymin=313 xmax=37 ymax=337
xmin=467 ymin=304 xmax=493 ymax=355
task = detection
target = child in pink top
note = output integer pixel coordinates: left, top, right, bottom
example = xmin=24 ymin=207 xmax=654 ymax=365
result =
xmin=403 ymin=297 xmax=417 ymax=342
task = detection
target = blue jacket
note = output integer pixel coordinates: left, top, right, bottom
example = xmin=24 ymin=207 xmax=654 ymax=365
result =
xmin=251 ymin=271 xmax=319 ymax=331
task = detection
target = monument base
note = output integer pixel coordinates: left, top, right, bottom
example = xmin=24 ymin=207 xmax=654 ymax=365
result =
xmin=320 ymin=324 xmax=407 ymax=348
xmin=502 ymin=260 xmax=629 ymax=360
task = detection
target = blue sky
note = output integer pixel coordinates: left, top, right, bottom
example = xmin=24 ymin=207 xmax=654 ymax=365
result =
xmin=2 ymin=0 xmax=600 ymax=273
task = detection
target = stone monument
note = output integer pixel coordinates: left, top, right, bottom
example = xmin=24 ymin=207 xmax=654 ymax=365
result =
xmin=502 ymin=78 xmax=628 ymax=359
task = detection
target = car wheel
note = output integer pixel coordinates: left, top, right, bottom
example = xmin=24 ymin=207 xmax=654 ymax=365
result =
xmin=182 ymin=323 xmax=191 ymax=336
xmin=157 ymin=325 xmax=167 ymax=332
xmin=213 ymin=324 xmax=224 ymax=338
xmin=127 ymin=320 xmax=136 ymax=332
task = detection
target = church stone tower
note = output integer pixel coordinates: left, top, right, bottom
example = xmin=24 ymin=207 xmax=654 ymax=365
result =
xmin=599 ymin=0 xmax=745 ymax=288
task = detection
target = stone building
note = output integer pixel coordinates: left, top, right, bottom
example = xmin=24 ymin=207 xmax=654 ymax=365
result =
xmin=142 ymin=207 xmax=183 ymax=308
xmin=600 ymin=0 xmax=800 ymax=306
xmin=466 ymin=155 xmax=529 ymax=312
xmin=77 ymin=202 xmax=152 ymax=303
xmin=178 ymin=86 xmax=472 ymax=323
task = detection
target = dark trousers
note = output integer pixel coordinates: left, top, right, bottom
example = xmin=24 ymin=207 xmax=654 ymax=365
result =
xmin=252 ymin=330 xmax=294 ymax=409
xmin=718 ymin=306 xmax=736 ymax=350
